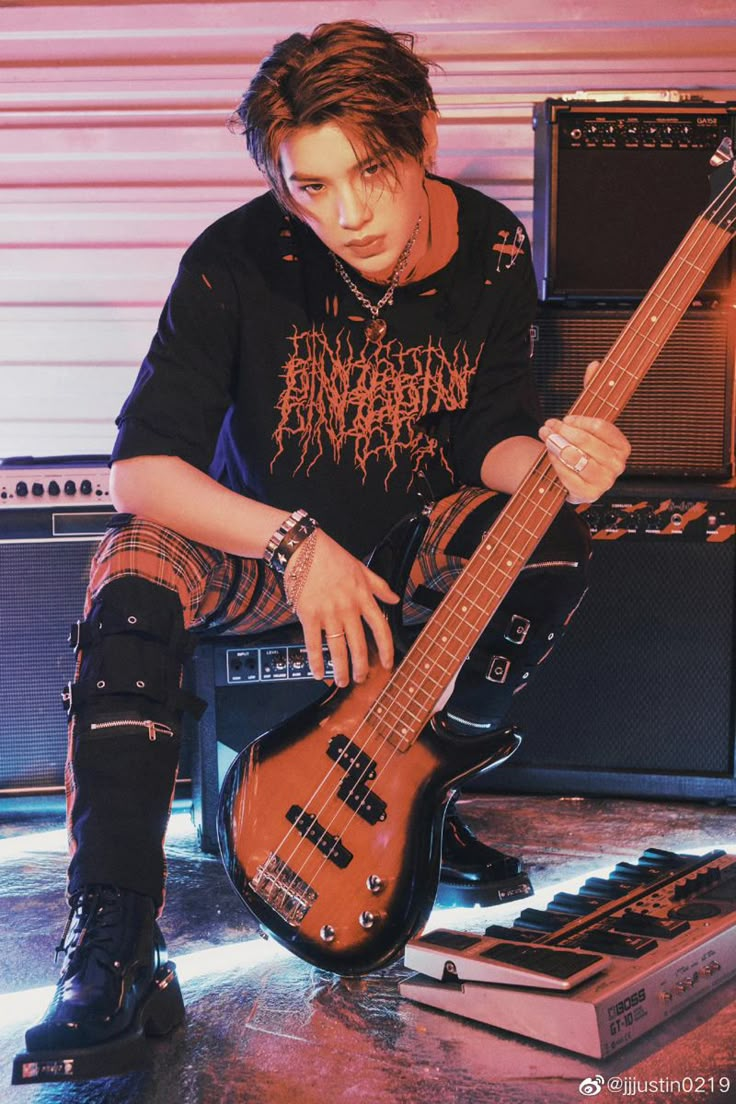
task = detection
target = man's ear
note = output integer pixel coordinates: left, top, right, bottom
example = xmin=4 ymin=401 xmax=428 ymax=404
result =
xmin=421 ymin=112 xmax=439 ymax=170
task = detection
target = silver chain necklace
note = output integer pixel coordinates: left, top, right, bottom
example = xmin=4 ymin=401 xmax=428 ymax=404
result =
xmin=330 ymin=216 xmax=422 ymax=343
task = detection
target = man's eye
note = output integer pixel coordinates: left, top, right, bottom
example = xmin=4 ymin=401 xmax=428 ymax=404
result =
xmin=299 ymin=182 xmax=324 ymax=194
xmin=364 ymin=163 xmax=382 ymax=177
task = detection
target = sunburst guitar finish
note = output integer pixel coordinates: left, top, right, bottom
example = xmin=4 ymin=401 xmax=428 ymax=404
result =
xmin=218 ymin=659 xmax=520 ymax=975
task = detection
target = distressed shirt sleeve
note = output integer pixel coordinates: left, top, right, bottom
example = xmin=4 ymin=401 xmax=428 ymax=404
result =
xmin=111 ymin=251 xmax=239 ymax=472
xmin=443 ymin=232 xmax=542 ymax=487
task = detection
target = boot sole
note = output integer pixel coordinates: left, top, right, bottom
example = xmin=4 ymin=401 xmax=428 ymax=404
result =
xmin=11 ymin=960 xmax=185 ymax=1085
xmin=434 ymin=871 xmax=534 ymax=909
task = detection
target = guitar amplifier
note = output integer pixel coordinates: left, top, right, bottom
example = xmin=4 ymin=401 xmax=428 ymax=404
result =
xmin=476 ymin=481 xmax=736 ymax=803
xmin=531 ymin=305 xmax=735 ymax=479
xmin=532 ymin=99 xmax=736 ymax=300
xmin=0 ymin=457 xmax=115 ymax=793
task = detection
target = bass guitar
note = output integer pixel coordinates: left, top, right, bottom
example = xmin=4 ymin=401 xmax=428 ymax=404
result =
xmin=218 ymin=141 xmax=736 ymax=976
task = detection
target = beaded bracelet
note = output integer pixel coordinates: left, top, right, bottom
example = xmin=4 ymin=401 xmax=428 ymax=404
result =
xmin=283 ymin=530 xmax=319 ymax=610
xmin=263 ymin=509 xmax=319 ymax=577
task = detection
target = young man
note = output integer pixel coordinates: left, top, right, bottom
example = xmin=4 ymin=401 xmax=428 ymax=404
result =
xmin=16 ymin=20 xmax=629 ymax=1081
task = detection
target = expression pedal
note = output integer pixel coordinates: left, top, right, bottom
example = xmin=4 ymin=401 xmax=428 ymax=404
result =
xmin=405 ymin=930 xmax=609 ymax=990
xmin=400 ymin=848 xmax=736 ymax=1058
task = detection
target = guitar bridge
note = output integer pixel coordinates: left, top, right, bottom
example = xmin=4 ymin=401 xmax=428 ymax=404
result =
xmin=252 ymin=853 xmax=318 ymax=926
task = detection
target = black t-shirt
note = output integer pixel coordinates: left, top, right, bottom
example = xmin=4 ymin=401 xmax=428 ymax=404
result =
xmin=111 ymin=177 xmax=541 ymax=558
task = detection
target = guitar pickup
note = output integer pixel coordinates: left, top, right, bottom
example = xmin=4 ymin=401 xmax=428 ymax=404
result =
xmin=286 ymin=805 xmax=353 ymax=868
xmin=336 ymin=778 xmax=387 ymax=824
xmin=327 ymin=734 xmax=387 ymax=824
xmin=327 ymin=734 xmax=377 ymax=779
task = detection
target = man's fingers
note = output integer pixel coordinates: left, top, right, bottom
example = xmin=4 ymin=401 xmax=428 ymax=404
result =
xmin=363 ymin=604 xmax=395 ymax=671
xmin=342 ymin=617 xmax=369 ymax=683
xmin=365 ymin=568 xmax=400 ymax=604
xmin=583 ymin=359 xmax=602 ymax=388
xmin=303 ymin=621 xmax=326 ymax=681
xmin=323 ymin=627 xmax=350 ymax=688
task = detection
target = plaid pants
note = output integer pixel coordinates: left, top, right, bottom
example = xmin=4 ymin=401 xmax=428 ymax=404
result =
xmin=67 ymin=486 xmax=590 ymax=904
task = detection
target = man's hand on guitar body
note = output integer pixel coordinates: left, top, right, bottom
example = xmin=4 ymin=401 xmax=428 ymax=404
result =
xmin=285 ymin=530 xmax=399 ymax=688
xmin=539 ymin=359 xmax=632 ymax=505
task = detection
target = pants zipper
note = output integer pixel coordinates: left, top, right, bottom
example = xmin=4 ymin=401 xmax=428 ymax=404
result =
xmin=89 ymin=720 xmax=175 ymax=742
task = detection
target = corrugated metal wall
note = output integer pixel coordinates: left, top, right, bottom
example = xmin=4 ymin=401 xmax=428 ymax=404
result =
xmin=2 ymin=0 xmax=736 ymax=456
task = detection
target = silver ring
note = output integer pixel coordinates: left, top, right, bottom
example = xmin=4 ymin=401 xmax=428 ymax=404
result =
xmin=562 ymin=451 xmax=590 ymax=474
xmin=547 ymin=431 xmax=589 ymax=475
xmin=325 ymin=631 xmax=345 ymax=640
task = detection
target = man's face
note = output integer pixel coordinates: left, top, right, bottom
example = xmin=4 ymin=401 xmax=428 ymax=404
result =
xmin=279 ymin=122 xmax=428 ymax=283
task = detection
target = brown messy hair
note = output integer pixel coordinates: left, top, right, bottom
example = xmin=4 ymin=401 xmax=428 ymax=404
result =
xmin=232 ymin=20 xmax=438 ymax=209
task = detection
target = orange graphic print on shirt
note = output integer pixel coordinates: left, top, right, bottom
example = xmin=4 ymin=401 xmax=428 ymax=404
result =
xmin=271 ymin=327 xmax=483 ymax=487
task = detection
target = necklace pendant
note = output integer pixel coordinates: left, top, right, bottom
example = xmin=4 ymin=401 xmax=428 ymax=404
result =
xmin=365 ymin=317 xmax=388 ymax=343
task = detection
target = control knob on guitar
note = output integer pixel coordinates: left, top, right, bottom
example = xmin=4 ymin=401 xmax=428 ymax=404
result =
xmin=218 ymin=140 xmax=736 ymax=976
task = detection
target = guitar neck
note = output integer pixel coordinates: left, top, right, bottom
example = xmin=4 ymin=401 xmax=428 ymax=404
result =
xmin=569 ymin=213 xmax=734 ymax=425
xmin=369 ymin=181 xmax=736 ymax=750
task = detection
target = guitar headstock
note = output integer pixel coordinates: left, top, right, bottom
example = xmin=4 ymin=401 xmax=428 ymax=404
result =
xmin=708 ymin=137 xmax=736 ymax=233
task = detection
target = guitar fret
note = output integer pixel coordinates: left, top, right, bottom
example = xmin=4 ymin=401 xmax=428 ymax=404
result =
xmin=646 ymin=293 xmax=680 ymax=311
xmin=679 ymin=256 xmax=708 ymax=274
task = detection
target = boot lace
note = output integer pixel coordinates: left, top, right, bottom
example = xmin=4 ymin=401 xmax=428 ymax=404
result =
xmin=55 ymin=885 xmax=125 ymax=977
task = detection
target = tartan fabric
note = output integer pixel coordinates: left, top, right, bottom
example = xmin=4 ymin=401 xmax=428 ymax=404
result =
xmin=85 ymin=514 xmax=294 ymax=635
xmin=403 ymin=487 xmax=502 ymax=623
xmin=83 ymin=488 xmax=514 ymax=638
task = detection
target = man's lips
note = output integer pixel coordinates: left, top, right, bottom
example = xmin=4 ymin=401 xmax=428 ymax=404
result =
xmin=345 ymin=235 xmax=384 ymax=251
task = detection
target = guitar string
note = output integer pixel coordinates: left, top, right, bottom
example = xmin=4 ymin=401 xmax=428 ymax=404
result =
xmin=261 ymin=171 xmax=736 ymax=912
xmin=259 ymin=170 xmax=736 ymax=919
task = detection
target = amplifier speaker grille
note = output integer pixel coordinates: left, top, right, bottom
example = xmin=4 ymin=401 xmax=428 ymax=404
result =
xmin=476 ymin=489 xmax=736 ymax=802
xmin=532 ymin=309 xmax=734 ymax=478
xmin=0 ymin=540 xmax=95 ymax=791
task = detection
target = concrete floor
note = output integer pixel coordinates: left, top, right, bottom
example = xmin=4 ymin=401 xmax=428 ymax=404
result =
xmin=1 ymin=792 xmax=735 ymax=1104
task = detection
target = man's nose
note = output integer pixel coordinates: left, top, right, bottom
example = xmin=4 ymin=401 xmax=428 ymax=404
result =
xmin=338 ymin=187 xmax=370 ymax=230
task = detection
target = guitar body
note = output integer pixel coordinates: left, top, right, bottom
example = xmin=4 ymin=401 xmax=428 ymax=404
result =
xmin=219 ymin=148 xmax=736 ymax=976
xmin=217 ymin=657 xmax=520 ymax=975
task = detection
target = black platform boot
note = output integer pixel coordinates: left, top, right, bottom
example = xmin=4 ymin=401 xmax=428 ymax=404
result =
xmin=437 ymin=800 xmax=533 ymax=908
xmin=13 ymin=885 xmax=184 ymax=1084
xmin=14 ymin=575 xmax=204 ymax=1084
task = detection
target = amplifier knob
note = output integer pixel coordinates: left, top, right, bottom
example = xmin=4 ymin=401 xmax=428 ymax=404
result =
xmin=15 ymin=481 xmax=28 ymax=497
xmin=48 ymin=480 xmax=60 ymax=496
xmin=32 ymin=482 xmax=44 ymax=497
xmin=80 ymin=479 xmax=93 ymax=495
xmin=64 ymin=480 xmax=76 ymax=495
